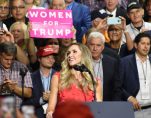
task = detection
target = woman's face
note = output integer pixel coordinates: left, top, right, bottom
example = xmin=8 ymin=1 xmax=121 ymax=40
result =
xmin=11 ymin=25 xmax=24 ymax=42
xmin=67 ymin=45 xmax=82 ymax=66
xmin=108 ymin=26 xmax=122 ymax=42
xmin=47 ymin=39 xmax=59 ymax=54
xmin=61 ymin=38 xmax=72 ymax=47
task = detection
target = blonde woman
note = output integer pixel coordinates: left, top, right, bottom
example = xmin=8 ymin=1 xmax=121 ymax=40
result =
xmin=10 ymin=21 xmax=37 ymax=64
xmin=46 ymin=43 xmax=102 ymax=118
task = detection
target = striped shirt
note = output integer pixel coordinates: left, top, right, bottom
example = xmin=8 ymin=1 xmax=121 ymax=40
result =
xmin=0 ymin=61 xmax=33 ymax=108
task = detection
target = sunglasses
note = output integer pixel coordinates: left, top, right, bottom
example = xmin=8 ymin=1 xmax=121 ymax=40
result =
xmin=108 ymin=29 xmax=121 ymax=33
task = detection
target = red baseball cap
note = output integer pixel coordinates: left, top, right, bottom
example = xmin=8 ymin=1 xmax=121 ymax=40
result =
xmin=37 ymin=45 xmax=54 ymax=57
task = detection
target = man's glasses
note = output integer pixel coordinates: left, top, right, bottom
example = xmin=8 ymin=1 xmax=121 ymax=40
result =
xmin=11 ymin=6 xmax=25 ymax=10
xmin=0 ymin=6 xmax=9 ymax=10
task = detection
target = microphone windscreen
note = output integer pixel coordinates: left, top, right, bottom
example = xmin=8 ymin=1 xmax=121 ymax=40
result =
xmin=20 ymin=67 xmax=28 ymax=76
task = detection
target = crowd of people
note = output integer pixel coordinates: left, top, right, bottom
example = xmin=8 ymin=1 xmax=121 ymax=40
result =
xmin=0 ymin=0 xmax=151 ymax=118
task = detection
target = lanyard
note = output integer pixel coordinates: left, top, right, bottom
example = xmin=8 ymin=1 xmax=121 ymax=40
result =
xmin=141 ymin=60 xmax=151 ymax=85
xmin=130 ymin=23 xmax=139 ymax=37
xmin=130 ymin=23 xmax=143 ymax=37
xmin=141 ymin=61 xmax=147 ymax=85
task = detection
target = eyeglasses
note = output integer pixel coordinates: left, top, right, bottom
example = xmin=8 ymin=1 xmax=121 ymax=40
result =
xmin=0 ymin=6 xmax=9 ymax=10
xmin=11 ymin=6 xmax=25 ymax=10
xmin=108 ymin=29 xmax=122 ymax=33
xmin=48 ymin=42 xmax=59 ymax=45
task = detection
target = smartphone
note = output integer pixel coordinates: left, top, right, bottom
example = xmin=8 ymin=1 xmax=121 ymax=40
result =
xmin=107 ymin=17 xmax=121 ymax=25
xmin=0 ymin=94 xmax=16 ymax=118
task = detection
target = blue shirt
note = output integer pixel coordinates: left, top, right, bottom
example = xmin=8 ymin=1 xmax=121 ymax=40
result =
xmin=40 ymin=69 xmax=52 ymax=92
xmin=66 ymin=2 xmax=74 ymax=10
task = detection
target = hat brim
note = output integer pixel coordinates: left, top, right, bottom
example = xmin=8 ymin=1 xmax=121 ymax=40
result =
xmin=37 ymin=52 xmax=55 ymax=57
xmin=127 ymin=6 xmax=141 ymax=12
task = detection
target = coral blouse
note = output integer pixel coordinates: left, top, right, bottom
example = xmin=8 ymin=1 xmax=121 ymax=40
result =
xmin=55 ymin=72 xmax=94 ymax=103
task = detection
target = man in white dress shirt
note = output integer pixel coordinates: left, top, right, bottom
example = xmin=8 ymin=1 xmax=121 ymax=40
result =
xmin=120 ymin=32 xmax=151 ymax=118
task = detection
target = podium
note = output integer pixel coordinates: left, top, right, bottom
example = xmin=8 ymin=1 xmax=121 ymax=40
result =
xmin=86 ymin=102 xmax=135 ymax=118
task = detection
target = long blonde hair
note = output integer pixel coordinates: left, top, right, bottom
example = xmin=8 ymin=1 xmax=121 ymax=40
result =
xmin=59 ymin=43 xmax=95 ymax=92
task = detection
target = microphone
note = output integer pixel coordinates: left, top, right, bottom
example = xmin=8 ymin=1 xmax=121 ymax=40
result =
xmin=72 ymin=64 xmax=90 ymax=73
xmin=20 ymin=67 xmax=28 ymax=78
xmin=72 ymin=64 xmax=96 ymax=100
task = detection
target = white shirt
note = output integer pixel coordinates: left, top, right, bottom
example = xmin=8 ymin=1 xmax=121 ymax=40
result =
xmin=93 ymin=56 xmax=103 ymax=85
xmin=135 ymin=54 xmax=151 ymax=107
xmin=93 ymin=56 xmax=103 ymax=96
xmin=106 ymin=8 xmax=117 ymax=17
xmin=122 ymin=21 xmax=151 ymax=43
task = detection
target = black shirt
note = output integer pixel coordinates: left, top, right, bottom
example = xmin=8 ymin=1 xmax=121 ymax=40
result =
xmin=3 ymin=17 xmax=29 ymax=30
xmin=105 ymin=43 xmax=135 ymax=58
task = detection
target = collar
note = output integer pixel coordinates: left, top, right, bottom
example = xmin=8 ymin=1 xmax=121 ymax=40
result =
xmin=93 ymin=55 xmax=103 ymax=63
xmin=0 ymin=64 xmax=9 ymax=72
xmin=106 ymin=8 xmax=117 ymax=17
xmin=66 ymin=1 xmax=74 ymax=10
xmin=130 ymin=20 xmax=145 ymax=30
xmin=40 ymin=69 xmax=52 ymax=78
xmin=0 ymin=61 xmax=15 ymax=71
xmin=135 ymin=53 xmax=149 ymax=62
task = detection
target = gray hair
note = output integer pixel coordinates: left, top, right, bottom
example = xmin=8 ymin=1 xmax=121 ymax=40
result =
xmin=87 ymin=32 xmax=105 ymax=44
xmin=0 ymin=42 xmax=17 ymax=56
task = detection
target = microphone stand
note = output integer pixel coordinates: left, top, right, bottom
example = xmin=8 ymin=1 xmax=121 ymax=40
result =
xmin=20 ymin=68 xmax=27 ymax=101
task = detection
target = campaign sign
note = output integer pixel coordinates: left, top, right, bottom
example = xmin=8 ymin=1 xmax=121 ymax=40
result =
xmin=28 ymin=9 xmax=73 ymax=38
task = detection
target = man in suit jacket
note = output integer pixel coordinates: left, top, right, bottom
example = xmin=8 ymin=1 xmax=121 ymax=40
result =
xmin=50 ymin=0 xmax=91 ymax=42
xmin=104 ymin=0 xmax=129 ymax=24
xmin=3 ymin=0 xmax=29 ymax=30
xmin=120 ymin=32 xmax=151 ymax=116
xmin=23 ymin=45 xmax=56 ymax=118
xmin=104 ymin=0 xmax=127 ymax=17
xmin=65 ymin=0 xmax=91 ymax=42
xmin=87 ymin=31 xmax=122 ymax=101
